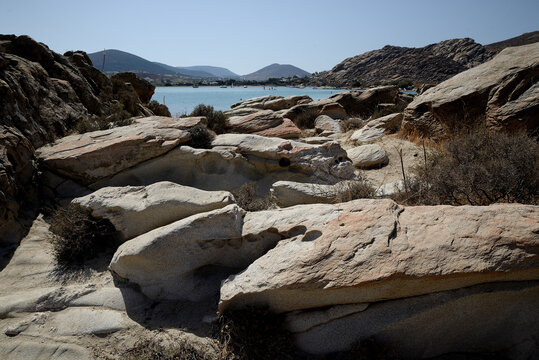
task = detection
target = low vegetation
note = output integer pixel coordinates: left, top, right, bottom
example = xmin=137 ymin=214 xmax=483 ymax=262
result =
xmin=75 ymin=101 xmax=133 ymax=133
xmin=188 ymin=104 xmax=228 ymax=134
xmin=185 ymin=126 xmax=215 ymax=149
xmin=147 ymin=100 xmax=172 ymax=117
xmin=121 ymin=338 xmax=215 ymax=360
xmin=341 ymin=117 xmax=364 ymax=132
xmin=333 ymin=178 xmax=376 ymax=203
xmin=393 ymin=128 xmax=538 ymax=205
xmin=232 ymin=182 xmax=275 ymax=212
xmin=291 ymin=107 xmax=321 ymax=129
xmin=48 ymin=204 xmax=117 ymax=266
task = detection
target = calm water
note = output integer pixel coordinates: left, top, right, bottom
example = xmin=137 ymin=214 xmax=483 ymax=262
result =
xmin=152 ymin=86 xmax=345 ymax=116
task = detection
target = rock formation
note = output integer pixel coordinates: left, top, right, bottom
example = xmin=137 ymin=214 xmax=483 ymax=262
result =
xmin=315 ymin=38 xmax=495 ymax=86
xmin=402 ymin=42 xmax=539 ymax=139
xmin=0 ymin=35 xmax=158 ymax=244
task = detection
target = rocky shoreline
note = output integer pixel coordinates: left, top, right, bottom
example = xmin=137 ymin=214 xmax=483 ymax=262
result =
xmin=0 ymin=36 xmax=538 ymax=359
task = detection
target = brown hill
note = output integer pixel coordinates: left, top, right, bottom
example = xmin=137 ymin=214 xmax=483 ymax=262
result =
xmin=314 ymin=38 xmax=495 ymax=87
xmin=486 ymin=31 xmax=539 ymax=52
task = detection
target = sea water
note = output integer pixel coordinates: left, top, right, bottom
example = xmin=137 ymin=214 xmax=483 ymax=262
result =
xmin=151 ymin=86 xmax=346 ymax=116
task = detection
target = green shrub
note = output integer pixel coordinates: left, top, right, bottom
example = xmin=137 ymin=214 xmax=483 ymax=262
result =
xmin=189 ymin=104 xmax=228 ymax=134
xmin=49 ymin=204 xmax=117 ymax=266
xmin=148 ymin=100 xmax=171 ymax=117
xmin=395 ymin=128 xmax=539 ymax=205
xmin=232 ymin=182 xmax=275 ymax=212
xmin=185 ymin=126 xmax=215 ymax=149
xmin=75 ymin=101 xmax=133 ymax=134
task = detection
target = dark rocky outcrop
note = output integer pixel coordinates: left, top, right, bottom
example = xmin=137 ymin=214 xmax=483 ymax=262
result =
xmin=0 ymin=34 xmax=155 ymax=245
xmin=315 ymin=38 xmax=496 ymax=87
xmin=402 ymin=42 xmax=539 ymax=140
xmin=111 ymin=72 xmax=155 ymax=103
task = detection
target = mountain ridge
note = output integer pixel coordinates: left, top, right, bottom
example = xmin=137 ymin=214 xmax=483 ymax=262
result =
xmin=241 ymin=63 xmax=311 ymax=81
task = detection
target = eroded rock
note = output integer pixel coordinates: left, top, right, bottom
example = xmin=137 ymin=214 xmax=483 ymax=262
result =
xmin=73 ymin=182 xmax=235 ymax=241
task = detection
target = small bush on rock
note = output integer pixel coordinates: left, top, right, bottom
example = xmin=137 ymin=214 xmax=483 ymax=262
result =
xmin=333 ymin=178 xmax=376 ymax=203
xmin=189 ymin=104 xmax=228 ymax=134
xmin=148 ymin=100 xmax=172 ymax=117
xmin=49 ymin=204 xmax=117 ymax=266
xmin=232 ymin=182 xmax=275 ymax=212
xmin=293 ymin=107 xmax=321 ymax=129
xmin=185 ymin=126 xmax=215 ymax=149
xmin=121 ymin=338 xmax=214 ymax=360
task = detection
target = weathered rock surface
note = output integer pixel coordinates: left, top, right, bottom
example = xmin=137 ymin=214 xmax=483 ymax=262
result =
xmin=315 ymin=38 xmax=495 ymax=87
xmin=110 ymin=205 xmax=280 ymax=300
xmin=227 ymin=110 xmax=284 ymax=133
xmin=402 ymin=42 xmax=539 ymax=140
xmin=0 ymin=35 xmax=155 ymax=242
xmin=271 ymin=181 xmax=339 ymax=207
xmin=314 ymin=115 xmax=343 ymax=135
xmin=211 ymin=134 xmax=354 ymax=183
xmin=254 ymin=118 xmax=301 ymax=139
xmin=347 ymin=144 xmax=389 ymax=168
xmin=292 ymin=281 xmax=539 ymax=357
xmin=284 ymin=87 xmax=399 ymax=122
xmin=111 ymin=72 xmax=155 ymax=103
xmin=73 ymin=182 xmax=235 ymax=241
xmin=230 ymin=95 xmax=312 ymax=111
xmin=37 ymin=116 xmax=198 ymax=184
xmin=85 ymin=134 xmax=354 ymax=196
xmin=318 ymin=103 xmax=347 ymax=119
xmin=220 ymin=200 xmax=539 ymax=312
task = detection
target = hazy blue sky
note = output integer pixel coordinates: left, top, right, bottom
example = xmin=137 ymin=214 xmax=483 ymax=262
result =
xmin=0 ymin=0 xmax=537 ymax=74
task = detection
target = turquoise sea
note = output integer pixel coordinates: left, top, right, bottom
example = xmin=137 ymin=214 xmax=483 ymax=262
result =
xmin=151 ymin=86 xmax=346 ymax=116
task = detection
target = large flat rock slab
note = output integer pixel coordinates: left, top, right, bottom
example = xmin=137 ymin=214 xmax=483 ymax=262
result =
xmin=36 ymin=116 xmax=199 ymax=184
xmin=110 ymin=205 xmax=281 ymax=301
xmin=220 ymin=200 xmax=539 ymax=312
xmin=73 ymin=181 xmax=234 ymax=241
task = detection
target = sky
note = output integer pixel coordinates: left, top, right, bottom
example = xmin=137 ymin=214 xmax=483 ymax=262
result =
xmin=0 ymin=0 xmax=537 ymax=75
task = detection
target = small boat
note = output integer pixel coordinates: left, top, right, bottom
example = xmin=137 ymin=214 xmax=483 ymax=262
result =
xmin=243 ymin=85 xmax=247 ymax=88
xmin=192 ymin=84 xmax=199 ymax=88
xmin=220 ymin=85 xmax=227 ymax=88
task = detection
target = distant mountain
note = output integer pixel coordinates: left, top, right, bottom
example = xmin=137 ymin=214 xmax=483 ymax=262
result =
xmin=485 ymin=31 xmax=539 ymax=52
xmin=178 ymin=66 xmax=240 ymax=79
xmin=88 ymin=49 xmax=239 ymax=79
xmin=88 ymin=49 xmax=177 ymax=75
xmin=242 ymin=64 xmax=310 ymax=81
xmin=152 ymin=62 xmax=215 ymax=78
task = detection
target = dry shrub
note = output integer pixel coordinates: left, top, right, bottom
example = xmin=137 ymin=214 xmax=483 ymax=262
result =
xmin=396 ymin=128 xmax=539 ymax=205
xmin=49 ymin=204 xmax=117 ymax=266
xmin=121 ymin=338 xmax=214 ymax=360
xmin=333 ymin=178 xmax=376 ymax=203
xmin=231 ymin=182 xmax=275 ymax=212
xmin=185 ymin=126 xmax=215 ymax=149
xmin=216 ymin=307 xmax=298 ymax=360
xmin=189 ymin=104 xmax=228 ymax=134
xmin=342 ymin=117 xmax=365 ymax=132
xmin=292 ymin=107 xmax=321 ymax=129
